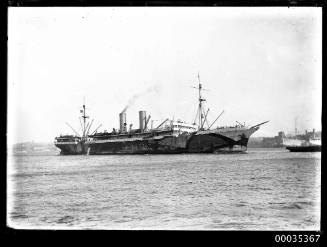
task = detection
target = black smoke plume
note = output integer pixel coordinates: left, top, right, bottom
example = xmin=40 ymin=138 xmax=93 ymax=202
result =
xmin=121 ymin=84 xmax=160 ymax=113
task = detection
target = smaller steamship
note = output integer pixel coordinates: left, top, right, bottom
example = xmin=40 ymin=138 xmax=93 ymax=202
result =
xmin=283 ymin=129 xmax=321 ymax=152
xmin=55 ymin=75 xmax=268 ymax=155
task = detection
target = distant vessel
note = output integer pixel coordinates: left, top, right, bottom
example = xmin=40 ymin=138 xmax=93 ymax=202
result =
xmin=286 ymin=145 xmax=321 ymax=152
xmin=283 ymin=129 xmax=321 ymax=152
xmin=55 ymin=75 xmax=268 ymax=155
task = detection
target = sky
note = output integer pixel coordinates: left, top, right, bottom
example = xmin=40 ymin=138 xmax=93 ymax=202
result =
xmin=8 ymin=7 xmax=322 ymax=144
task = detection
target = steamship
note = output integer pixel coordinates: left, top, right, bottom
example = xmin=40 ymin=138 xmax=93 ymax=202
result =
xmin=283 ymin=129 xmax=321 ymax=152
xmin=55 ymin=75 xmax=268 ymax=155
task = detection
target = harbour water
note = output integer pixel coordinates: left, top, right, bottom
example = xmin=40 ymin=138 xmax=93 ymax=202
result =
xmin=7 ymin=148 xmax=320 ymax=230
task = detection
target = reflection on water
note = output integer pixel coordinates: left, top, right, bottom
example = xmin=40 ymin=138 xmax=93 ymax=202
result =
xmin=7 ymin=148 xmax=320 ymax=230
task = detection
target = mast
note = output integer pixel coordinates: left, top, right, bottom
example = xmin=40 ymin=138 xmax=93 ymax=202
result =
xmin=81 ymin=98 xmax=89 ymax=139
xmin=193 ymin=73 xmax=206 ymax=130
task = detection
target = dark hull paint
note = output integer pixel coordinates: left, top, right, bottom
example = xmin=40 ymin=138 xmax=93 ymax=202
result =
xmin=56 ymin=132 xmax=251 ymax=155
xmin=286 ymin=146 xmax=321 ymax=152
xmin=87 ymin=133 xmax=249 ymax=155
xmin=55 ymin=142 xmax=85 ymax=155
xmin=88 ymin=135 xmax=187 ymax=154
xmin=186 ymin=133 xmax=248 ymax=153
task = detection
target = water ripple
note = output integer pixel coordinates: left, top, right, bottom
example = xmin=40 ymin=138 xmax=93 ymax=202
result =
xmin=8 ymin=148 xmax=320 ymax=230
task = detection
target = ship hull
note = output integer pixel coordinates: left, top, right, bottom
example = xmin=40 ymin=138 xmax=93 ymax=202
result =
xmin=86 ymin=135 xmax=188 ymax=154
xmin=86 ymin=127 xmax=257 ymax=155
xmin=286 ymin=145 xmax=321 ymax=152
xmin=186 ymin=133 xmax=249 ymax=153
xmin=55 ymin=142 xmax=85 ymax=155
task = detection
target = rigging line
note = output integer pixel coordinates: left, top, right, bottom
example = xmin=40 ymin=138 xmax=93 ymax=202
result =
xmin=65 ymin=122 xmax=80 ymax=137
xmin=209 ymin=110 xmax=224 ymax=129
xmin=79 ymin=117 xmax=83 ymax=136
xmin=206 ymin=108 xmax=212 ymax=128
xmin=205 ymin=109 xmax=211 ymax=129
xmin=193 ymin=106 xmax=199 ymax=125
xmin=156 ymin=118 xmax=169 ymax=129
xmin=91 ymin=124 xmax=102 ymax=135
xmin=86 ymin=119 xmax=94 ymax=136
xmin=201 ymin=108 xmax=210 ymax=129
xmin=85 ymin=122 xmax=90 ymax=135
xmin=206 ymin=114 xmax=210 ymax=129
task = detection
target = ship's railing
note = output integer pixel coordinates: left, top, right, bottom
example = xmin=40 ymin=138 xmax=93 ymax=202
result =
xmin=55 ymin=136 xmax=81 ymax=142
xmin=216 ymin=125 xmax=249 ymax=130
xmin=55 ymin=139 xmax=79 ymax=142
xmin=89 ymin=128 xmax=175 ymax=141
